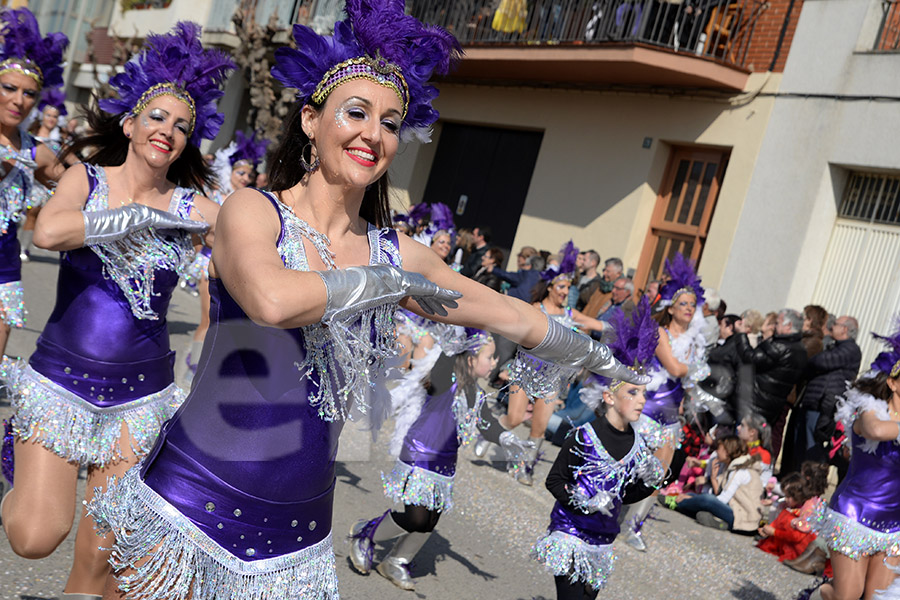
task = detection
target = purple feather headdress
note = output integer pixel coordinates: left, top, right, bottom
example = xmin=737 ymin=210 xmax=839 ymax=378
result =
xmin=429 ymin=202 xmax=456 ymax=236
xmin=99 ymin=22 xmax=235 ymax=146
xmin=658 ymin=253 xmax=705 ymax=307
xmin=0 ymin=8 xmax=68 ymax=89
xmin=586 ymin=297 xmax=660 ymax=397
xmin=869 ymin=317 xmax=900 ymax=377
xmin=406 ymin=202 xmax=432 ymax=227
xmin=271 ymin=0 xmax=461 ymax=142
xmin=540 ymin=240 xmax=579 ymax=283
xmin=38 ymin=87 xmax=67 ymax=116
xmin=229 ymin=130 xmax=269 ymax=167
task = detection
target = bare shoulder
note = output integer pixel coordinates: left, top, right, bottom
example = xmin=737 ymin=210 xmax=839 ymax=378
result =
xmin=396 ymin=231 xmax=435 ymax=271
xmin=53 ymin=162 xmax=90 ymax=196
xmin=218 ymin=187 xmax=281 ymax=236
xmin=189 ymin=194 xmax=220 ymax=221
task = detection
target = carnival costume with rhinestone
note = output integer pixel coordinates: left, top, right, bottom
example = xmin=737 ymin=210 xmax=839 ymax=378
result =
xmin=806 ymin=325 xmax=900 ymax=560
xmin=636 ymin=253 xmax=718 ymax=450
xmin=0 ymin=8 xmax=68 ymax=327
xmin=1 ymin=164 xmax=197 ymax=469
xmin=509 ymin=241 xmax=582 ymax=400
xmin=532 ymin=299 xmax=664 ymax=590
xmin=87 ymin=3 xmax=460 ymax=597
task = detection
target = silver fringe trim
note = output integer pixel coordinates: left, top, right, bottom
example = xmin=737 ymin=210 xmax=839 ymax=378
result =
xmin=453 ymin=386 xmax=487 ymax=447
xmin=0 ymin=280 xmax=25 ymax=327
xmin=0 ymin=144 xmax=35 ymax=233
xmin=836 ymin=388 xmax=892 ymax=454
xmin=571 ymin=424 xmax=666 ymax=501
xmin=807 ymin=500 xmax=900 ymax=560
xmin=381 ymin=460 xmax=454 ymax=513
xmin=2 ymin=358 xmax=184 ymax=467
xmin=88 ymin=467 xmax=339 ymax=600
xmin=90 ymin=226 xmax=195 ymax=321
xmin=182 ymin=250 xmax=210 ymax=287
xmin=635 ymin=414 xmax=683 ymax=450
xmin=530 ymin=530 xmax=616 ymax=590
xmin=508 ymin=350 xmax=578 ymax=400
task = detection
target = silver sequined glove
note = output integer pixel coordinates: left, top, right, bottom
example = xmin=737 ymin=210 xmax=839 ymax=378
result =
xmin=317 ymin=265 xmax=461 ymax=322
xmin=528 ymin=317 xmax=650 ymax=385
xmin=498 ymin=430 xmax=534 ymax=464
xmin=83 ymin=204 xmax=209 ymax=246
xmin=570 ymin=487 xmax=614 ymax=516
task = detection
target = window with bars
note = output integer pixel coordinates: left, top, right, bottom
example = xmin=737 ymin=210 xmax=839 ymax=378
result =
xmin=839 ymin=171 xmax=900 ymax=225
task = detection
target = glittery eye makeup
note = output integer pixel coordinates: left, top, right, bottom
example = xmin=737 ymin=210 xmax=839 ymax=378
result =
xmin=334 ymin=106 xmax=348 ymax=128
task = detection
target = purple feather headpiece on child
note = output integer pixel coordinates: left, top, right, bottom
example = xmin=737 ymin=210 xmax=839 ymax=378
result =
xmin=271 ymin=0 xmax=461 ymax=143
xmin=229 ymin=130 xmax=270 ymax=167
xmin=99 ymin=22 xmax=235 ymax=146
xmin=869 ymin=316 xmax=900 ymax=377
xmin=39 ymin=87 xmax=68 ymax=116
xmin=540 ymin=240 xmax=579 ymax=283
xmin=582 ymin=297 xmax=659 ymax=409
xmin=429 ymin=203 xmax=456 ymax=237
xmin=0 ymin=8 xmax=68 ymax=89
xmin=658 ymin=252 xmax=705 ymax=307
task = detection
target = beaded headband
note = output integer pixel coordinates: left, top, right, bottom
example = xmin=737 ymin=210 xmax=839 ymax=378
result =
xmin=311 ymin=55 xmax=409 ymax=119
xmin=128 ymin=82 xmax=197 ymax=135
xmin=891 ymin=358 xmax=900 ymax=379
xmin=0 ymin=57 xmax=42 ymax=85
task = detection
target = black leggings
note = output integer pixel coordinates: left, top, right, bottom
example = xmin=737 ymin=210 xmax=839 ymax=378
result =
xmin=391 ymin=504 xmax=441 ymax=533
xmin=554 ymin=575 xmax=599 ymax=600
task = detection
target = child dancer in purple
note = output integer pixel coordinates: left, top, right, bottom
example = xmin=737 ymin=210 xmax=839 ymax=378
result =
xmin=532 ymin=298 xmax=665 ymax=599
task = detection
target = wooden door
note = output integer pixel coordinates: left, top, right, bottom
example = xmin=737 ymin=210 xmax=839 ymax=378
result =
xmin=634 ymin=146 xmax=729 ymax=290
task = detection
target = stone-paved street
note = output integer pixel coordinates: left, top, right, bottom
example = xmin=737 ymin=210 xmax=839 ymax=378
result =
xmin=1 ymin=254 xmax=817 ymax=599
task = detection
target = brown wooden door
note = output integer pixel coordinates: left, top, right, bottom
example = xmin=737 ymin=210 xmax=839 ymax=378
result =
xmin=634 ymin=146 xmax=729 ymax=291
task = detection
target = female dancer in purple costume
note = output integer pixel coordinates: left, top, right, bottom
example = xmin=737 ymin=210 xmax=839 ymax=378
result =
xmin=348 ymin=327 xmax=529 ymax=591
xmin=0 ymin=23 xmax=232 ymax=599
xmin=618 ymin=253 xmax=713 ymax=551
xmin=532 ymin=298 xmax=665 ymax=599
xmin=804 ymin=323 xmax=900 ymax=600
xmin=499 ymin=242 xmax=606 ymax=486
xmin=0 ymin=8 xmax=67 ymax=358
xmin=87 ymin=3 xmax=644 ymax=599
xmin=182 ymin=130 xmax=270 ymax=383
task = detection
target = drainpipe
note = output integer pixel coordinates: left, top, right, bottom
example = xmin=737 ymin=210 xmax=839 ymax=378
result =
xmin=768 ymin=0 xmax=797 ymax=71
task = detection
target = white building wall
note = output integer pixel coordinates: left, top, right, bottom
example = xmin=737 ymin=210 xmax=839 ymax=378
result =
xmin=718 ymin=0 xmax=900 ymax=314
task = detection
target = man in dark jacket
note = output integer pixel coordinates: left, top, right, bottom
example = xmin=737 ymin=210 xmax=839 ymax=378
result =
xmin=734 ymin=309 xmax=809 ymax=454
xmin=489 ymin=253 xmax=544 ymax=303
xmin=782 ymin=316 xmax=861 ymax=472
xmin=460 ymin=226 xmax=491 ymax=278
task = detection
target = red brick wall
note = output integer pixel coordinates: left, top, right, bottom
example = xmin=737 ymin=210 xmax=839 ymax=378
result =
xmin=743 ymin=0 xmax=804 ymax=72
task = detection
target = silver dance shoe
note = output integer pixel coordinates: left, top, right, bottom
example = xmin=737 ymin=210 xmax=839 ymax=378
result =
xmin=348 ymin=520 xmax=374 ymax=574
xmin=473 ymin=436 xmax=491 ymax=458
xmin=376 ymin=555 xmax=415 ymax=591
xmin=621 ymin=527 xmax=647 ymax=552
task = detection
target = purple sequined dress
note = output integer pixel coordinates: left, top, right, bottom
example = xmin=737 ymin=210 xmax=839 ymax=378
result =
xmin=531 ymin=422 xmax=664 ymax=590
xmin=89 ymin=191 xmax=403 ymax=600
xmin=0 ymin=132 xmax=43 ymax=328
xmin=808 ymin=389 xmax=900 ymax=560
xmin=2 ymin=163 xmax=195 ymax=467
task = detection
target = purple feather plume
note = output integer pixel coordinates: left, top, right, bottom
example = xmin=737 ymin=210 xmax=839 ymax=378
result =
xmin=0 ymin=8 xmax=68 ymax=89
xmin=271 ymin=0 xmax=461 ymax=135
xmin=869 ymin=315 xmax=900 ymax=374
xmin=406 ymin=202 xmax=432 ymax=226
xmin=38 ymin=87 xmax=68 ymax=115
xmin=229 ymin=130 xmax=269 ymax=167
xmin=429 ymin=202 xmax=456 ymax=234
xmin=541 ymin=240 xmax=579 ymax=282
xmin=659 ymin=252 xmax=705 ymax=306
xmin=592 ymin=297 xmax=659 ymax=389
xmin=99 ymin=22 xmax=235 ymax=146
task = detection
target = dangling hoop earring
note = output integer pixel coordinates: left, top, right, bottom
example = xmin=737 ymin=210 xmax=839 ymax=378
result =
xmin=300 ymin=141 xmax=320 ymax=173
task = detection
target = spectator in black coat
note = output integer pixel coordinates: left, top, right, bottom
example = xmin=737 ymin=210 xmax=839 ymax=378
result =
xmin=782 ymin=316 xmax=861 ymax=474
xmin=472 ymin=247 xmax=505 ymax=292
xmin=734 ymin=309 xmax=809 ymax=457
xmin=460 ymin=226 xmax=491 ymax=277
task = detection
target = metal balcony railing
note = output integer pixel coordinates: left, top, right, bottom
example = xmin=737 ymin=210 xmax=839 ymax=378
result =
xmin=409 ymin=0 xmax=764 ymax=68
xmin=875 ymin=0 xmax=900 ymax=50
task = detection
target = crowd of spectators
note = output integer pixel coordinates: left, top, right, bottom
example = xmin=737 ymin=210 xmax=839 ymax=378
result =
xmin=440 ymin=222 xmax=864 ymax=577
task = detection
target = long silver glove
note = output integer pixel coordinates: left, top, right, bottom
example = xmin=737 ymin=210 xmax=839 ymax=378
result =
xmin=317 ymin=265 xmax=461 ymax=322
xmin=83 ymin=204 xmax=209 ymax=246
xmin=498 ymin=430 xmax=535 ymax=465
xmin=528 ymin=317 xmax=650 ymax=385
